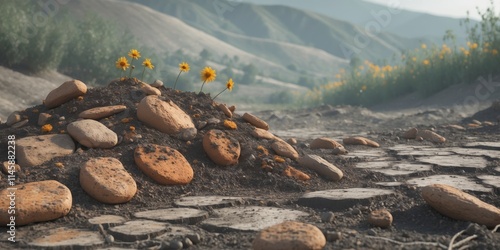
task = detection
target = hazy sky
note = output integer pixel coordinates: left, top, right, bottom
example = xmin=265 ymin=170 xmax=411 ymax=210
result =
xmin=365 ymin=0 xmax=500 ymax=20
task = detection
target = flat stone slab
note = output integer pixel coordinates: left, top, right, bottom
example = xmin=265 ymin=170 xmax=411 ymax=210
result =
xmin=88 ymin=215 xmax=127 ymax=229
xmin=342 ymin=149 xmax=387 ymax=160
xmin=29 ymin=227 xmax=104 ymax=249
xmin=134 ymin=208 xmax=208 ymax=224
xmin=464 ymin=142 xmax=500 ymax=149
xmin=201 ymin=206 xmax=308 ymax=232
xmin=375 ymin=182 xmax=404 ymax=187
xmin=388 ymin=145 xmax=454 ymax=156
xmin=155 ymin=225 xmax=194 ymax=241
xmin=298 ymin=188 xmax=395 ymax=211
xmin=416 ymin=155 xmax=488 ymax=169
xmin=448 ymin=147 xmax=500 ymax=159
xmin=174 ymin=196 xmax=244 ymax=208
xmin=407 ymin=175 xmax=491 ymax=192
xmin=496 ymin=167 xmax=500 ymax=173
xmin=109 ymin=220 xmax=168 ymax=242
xmin=478 ymin=175 xmax=500 ymax=189
xmin=17 ymin=134 xmax=75 ymax=168
xmin=355 ymin=161 xmax=432 ymax=176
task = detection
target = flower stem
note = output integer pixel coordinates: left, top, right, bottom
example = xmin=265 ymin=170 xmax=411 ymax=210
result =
xmin=212 ymin=88 xmax=227 ymax=100
xmin=128 ymin=59 xmax=135 ymax=78
xmin=173 ymin=71 xmax=182 ymax=90
xmin=199 ymin=80 xmax=207 ymax=94
xmin=141 ymin=67 xmax=146 ymax=81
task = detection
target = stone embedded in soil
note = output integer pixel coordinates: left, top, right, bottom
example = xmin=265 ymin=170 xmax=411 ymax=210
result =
xmin=201 ymin=206 xmax=309 ymax=232
xmin=134 ymin=208 xmax=208 ymax=224
xmin=17 ymin=134 xmax=75 ymax=168
xmin=416 ymin=155 xmax=488 ymax=169
xmin=283 ymin=166 xmax=311 ymax=181
xmin=448 ymin=147 xmax=500 ymax=159
xmin=151 ymin=79 xmax=163 ymax=87
xmin=298 ymin=154 xmax=343 ymax=181
xmin=407 ymin=175 xmax=491 ymax=192
xmin=80 ymin=157 xmax=137 ymax=204
xmin=368 ymin=209 xmax=393 ymax=228
xmin=67 ymin=119 xmax=118 ymax=148
xmin=11 ymin=119 xmax=28 ymax=128
xmin=271 ymin=140 xmax=299 ymax=160
xmin=332 ymin=147 xmax=349 ymax=155
xmin=416 ymin=130 xmax=446 ymax=143
xmin=393 ymin=147 xmax=454 ymax=157
xmin=422 ymin=184 xmax=500 ymax=228
xmin=477 ymin=175 xmax=500 ymax=189
xmin=402 ymin=127 xmax=418 ymax=139
xmin=174 ymin=196 xmax=245 ymax=208
xmin=137 ymin=95 xmax=195 ymax=134
xmin=155 ymin=225 xmax=195 ymax=241
xmin=252 ymin=221 xmax=326 ymax=250
xmin=298 ymin=188 xmax=395 ymax=211
xmin=44 ymin=79 xmax=87 ymax=108
xmin=242 ymin=112 xmax=269 ymax=130
xmin=0 ymin=180 xmax=72 ymax=226
xmin=251 ymin=127 xmax=276 ymax=140
xmin=310 ymin=137 xmax=343 ymax=149
xmin=202 ymin=129 xmax=241 ymax=166
xmin=140 ymin=82 xmax=161 ymax=95
xmin=446 ymin=124 xmax=466 ymax=130
xmin=217 ymin=103 xmax=232 ymax=118
xmin=78 ymin=105 xmax=127 ymax=120
xmin=355 ymin=161 xmax=432 ymax=176
xmin=343 ymin=136 xmax=380 ymax=147
xmin=464 ymin=141 xmax=500 ymax=149
xmin=6 ymin=111 xmax=21 ymax=126
xmin=88 ymin=215 xmax=127 ymax=229
xmin=37 ymin=112 xmax=52 ymax=126
xmin=134 ymin=144 xmax=194 ymax=185
xmin=29 ymin=227 xmax=104 ymax=249
xmin=108 ymin=220 xmax=168 ymax=242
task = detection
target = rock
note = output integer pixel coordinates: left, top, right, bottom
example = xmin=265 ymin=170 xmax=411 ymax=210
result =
xmin=17 ymin=134 xmax=75 ymax=168
xmin=271 ymin=140 xmax=299 ymax=160
xmin=134 ymin=144 xmax=194 ymax=185
xmin=78 ymin=105 xmax=127 ymax=119
xmin=109 ymin=220 xmax=168 ymax=242
xmin=134 ymin=208 xmax=208 ymax=224
xmin=67 ymin=119 xmax=118 ymax=148
xmin=251 ymin=128 xmax=276 ymax=140
xmin=421 ymin=184 xmax=500 ymax=227
xmin=0 ymin=180 xmax=72 ymax=225
xmin=6 ymin=111 xmax=22 ymax=126
xmin=320 ymin=212 xmax=335 ymax=223
xmin=202 ymin=206 xmax=308 ymax=232
xmin=402 ymin=127 xmax=418 ymax=139
xmin=287 ymin=138 xmax=298 ymax=145
xmin=325 ymin=231 xmax=342 ymax=242
xmin=408 ymin=175 xmax=491 ymax=193
xmin=186 ymin=233 xmax=201 ymax=244
xmin=243 ymin=113 xmax=269 ymax=130
xmin=174 ymin=196 xmax=244 ymax=208
xmin=416 ymin=130 xmax=446 ymax=143
xmin=298 ymin=154 xmax=343 ymax=181
xmin=310 ymin=137 xmax=343 ymax=149
xmin=140 ymin=82 xmax=161 ymax=95
xmin=368 ymin=209 xmax=393 ymax=228
xmin=29 ymin=227 xmax=104 ymax=249
xmin=298 ymin=188 xmax=395 ymax=211
xmin=2 ymin=161 xmax=21 ymax=174
xmin=447 ymin=124 xmax=466 ymax=131
xmin=11 ymin=119 xmax=28 ymax=128
xmin=44 ymin=79 xmax=87 ymax=108
xmin=202 ymin=129 xmax=241 ymax=166
xmin=80 ymin=157 xmax=137 ymax=204
xmin=343 ymin=136 xmax=380 ymax=147
xmin=332 ymin=147 xmax=348 ymax=155
xmin=137 ymin=96 xmax=195 ymax=134
xmin=178 ymin=127 xmax=198 ymax=141
xmin=88 ymin=215 xmax=127 ymax=229
xmin=217 ymin=103 xmax=232 ymax=118
xmin=252 ymin=221 xmax=326 ymax=250
xmin=228 ymin=105 xmax=236 ymax=112
xmin=37 ymin=113 xmax=52 ymax=126
xmin=283 ymin=166 xmax=310 ymax=181
xmin=151 ymin=79 xmax=164 ymax=87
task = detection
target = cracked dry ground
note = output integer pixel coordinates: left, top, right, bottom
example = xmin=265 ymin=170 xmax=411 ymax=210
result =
xmin=0 ymin=78 xmax=499 ymax=249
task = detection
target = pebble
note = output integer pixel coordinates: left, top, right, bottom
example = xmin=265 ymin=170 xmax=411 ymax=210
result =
xmin=151 ymin=79 xmax=164 ymax=87
xmin=298 ymin=154 xmax=343 ymax=181
xmin=310 ymin=137 xmax=343 ymax=149
xmin=140 ymin=82 xmax=161 ymax=95
xmin=343 ymin=136 xmax=380 ymax=147
xmin=44 ymin=79 xmax=87 ymax=108
xmin=271 ymin=140 xmax=299 ymax=160
xmin=252 ymin=221 xmax=326 ymax=250
xmin=78 ymin=105 xmax=127 ymax=119
xmin=421 ymin=184 xmax=500 ymax=227
xmin=243 ymin=112 xmax=269 ymax=130
xmin=6 ymin=111 xmax=21 ymax=126
xmin=251 ymin=127 xmax=276 ymax=140
xmin=287 ymin=138 xmax=298 ymax=145
xmin=416 ymin=130 xmax=446 ymax=143
xmin=174 ymin=196 xmax=244 ymax=208
xmin=320 ymin=212 xmax=335 ymax=223
xmin=325 ymin=231 xmax=342 ymax=242
xmin=0 ymin=180 xmax=72 ymax=225
xmin=37 ymin=112 xmax=52 ymax=126
xmin=134 ymin=144 xmax=194 ymax=185
xmin=202 ymin=129 xmax=241 ymax=166
xmin=11 ymin=119 xmax=28 ymax=128
xmin=17 ymin=134 xmax=75 ymax=167
xmin=67 ymin=119 xmax=118 ymax=148
xmin=332 ymin=147 xmax=348 ymax=155
xmin=177 ymin=127 xmax=197 ymax=141
xmin=217 ymin=103 xmax=232 ymax=118
xmin=137 ymin=96 xmax=195 ymax=134
xmin=402 ymin=127 xmax=418 ymax=139
xmin=367 ymin=209 xmax=393 ymax=228
xmin=80 ymin=157 xmax=137 ymax=204
xmin=283 ymin=166 xmax=310 ymax=181
xmin=134 ymin=208 xmax=208 ymax=224
xmin=1 ymin=161 xmax=21 ymax=174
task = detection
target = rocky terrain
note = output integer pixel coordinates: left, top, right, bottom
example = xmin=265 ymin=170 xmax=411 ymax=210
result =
xmin=0 ymin=78 xmax=499 ymax=249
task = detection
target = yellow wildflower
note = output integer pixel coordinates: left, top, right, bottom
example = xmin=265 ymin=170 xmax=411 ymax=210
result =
xmin=226 ymin=78 xmax=234 ymax=91
xmin=128 ymin=49 xmax=141 ymax=60
xmin=115 ymin=57 xmax=130 ymax=71
xmin=423 ymin=59 xmax=430 ymax=65
xmin=179 ymin=62 xmax=190 ymax=72
xmin=199 ymin=66 xmax=217 ymax=94
xmin=492 ymin=49 xmax=498 ymax=55
xmin=412 ymin=57 xmax=417 ymax=62
xmin=142 ymin=58 xmax=154 ymax=69
xmin=421 ymin=44 xmax=427 ymax=49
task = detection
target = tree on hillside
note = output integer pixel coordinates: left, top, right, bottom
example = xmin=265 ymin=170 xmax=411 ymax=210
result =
xmin=199 ymin=49 xmax=212 ymax=63
xmin=240 ymin=63 xmax=258 ymax=84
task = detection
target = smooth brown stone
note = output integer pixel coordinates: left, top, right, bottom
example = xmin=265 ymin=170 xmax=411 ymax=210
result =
xmin=44 ymin=80 xmax=87 ymax=108
xmin=243 ymin=113 xmax=269 ymax=130
xmin=202 ymin=130 xmax=241 ymax=166
xmin=78 ymin=105 xmax=127 ymax=120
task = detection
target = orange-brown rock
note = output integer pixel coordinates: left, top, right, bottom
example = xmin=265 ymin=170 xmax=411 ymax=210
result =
xmin=80 ymin=157 xmax=137 ymax=204
xmin=253 ymin=221 xmax=326 ymax=250
xmin=44 ymin=80 xmax=87 ymax=108
xmin=17 ymin=134 xmax=75 ymax=168
xmin=137 ymin=96 xmax=195 ymax=135
xmin=134 ymin=144 xmax=194 ymax=185
xmin=251 ymin=128 xmax=276 ymax=140
xmin=402 ymin=128 xmax=418 ymax=139
xmin=416 ymin=130 xmax=446 ymax=143
xmin=343 ymin=136 xmax=380 ymax=147
xmin=271 ymin=140 xmax=299 ymax=160
xmin=242 ymin=113 xmax=269 ymax=130
xmin=298 ymin=154 xmax=343 ymax=181
xmin=0 ymin=180 xmax=72 ymax=225
xmin=202 ymin=130 xmax=241 ymax=166
xmin=78 ymin=105 xmax=127 ymax=120
xmin=368 ymin=209 xmax=393 ymax=228
xmin=140 ymin=82 xmax=161 ymax=96
xmin=310 ymin=137 xmax=343 ymax=149
xmin=421 ymin=184 xmax=500 ymax=227
xmin=217 ymin=103 xmax=232 ymax=118
xmin=283 ymin=166 xmax=310 ymax=181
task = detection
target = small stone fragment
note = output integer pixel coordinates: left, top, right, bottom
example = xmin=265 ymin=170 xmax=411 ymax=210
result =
xmin=252 ymin=221 xmax=326 ymax=250
xmin=151 ymin=79 xmax=164 ymax=87
xmin=416 ymin=130 xmax=446 ymax=143
xmin=2 ymin=161 xmax=21 ymax=174
xmin=283 ymin=166 xmax=310 ymax=181
xmin=367 ymin=209 xmax=393 ymax=228
xmin=287 ymin=138 xmax=297 ymax=145
xmin=243 ymin=112 xmax=269 ymax=130
xmin=140 ymin=82 xmax=161 ymax=95
xmin=402 ymin=127 xmax=418 ymax=139
xmin=44 ymin=80 xmax=87 ymax=108
xmin=298 ymin=154 xmax=343 ymax=181
xmin=11 ymin=119 xmax=28 ymax=128
xmin=343 ymin=136 xmax=380 ymax=147
xmin=251 ymin=128 xmax=276 ymax=140
xmin=310 ymin=137 xmax=343 ymax=149
xmin=38 ymin=113 xmax=52 ymax=126
xmin=332 ymin=147 xmax=348 ymax=155
xmin=67 ymin=119 xmax=118 ymax=148
xmin=78 ymin=105 xmax=127 ymax=120
xmin=271 ymin=140 xmax=299 ymax=160
xmin=217 ymin=103 xmax=232 ymax=118
xmin=320 ymin=212 xmax=335 ymax=223
xmin=134 ymin=208 xmax=208 ymax=224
